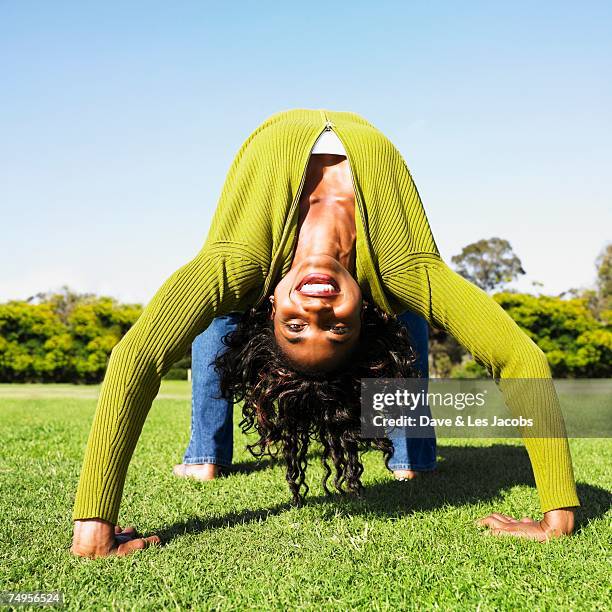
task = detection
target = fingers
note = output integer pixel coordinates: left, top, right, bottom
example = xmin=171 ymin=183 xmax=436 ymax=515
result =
xmin=477 ymin=513 xmax=532 ymax=528
xmin=120 ymin=526 xmax=138 ymax=536
xmin=499 ymin=514 xmax=521 ymax=523
xmin=115 ymin=535 xmax=161 ymax=557
xmin=488 ymin=525 xmax=547 ymax=542
xmin=483 ymin=520 xmax=529 ymax=538
xmin=114 ymin=526 xmax=139 ymax=544
xmin=477 ymin=513 xmax=549 ymax=542
xmin=491 ymin=513 xmax=515 ymax=523
xmin=476 ymin=514 xmax=512 ymax=529
xmin=488 ymin=522 xmax=524 ymax=535
xmin=487 ymin=526 xmax=527 ymax=537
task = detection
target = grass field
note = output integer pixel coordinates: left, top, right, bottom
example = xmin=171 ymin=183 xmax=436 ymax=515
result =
xmin=0 ymin=381 xmax=610 ymax=610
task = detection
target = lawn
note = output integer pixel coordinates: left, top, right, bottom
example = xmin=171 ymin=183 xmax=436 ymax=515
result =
xmin=0 ymin=381 xmax=610 ymax=610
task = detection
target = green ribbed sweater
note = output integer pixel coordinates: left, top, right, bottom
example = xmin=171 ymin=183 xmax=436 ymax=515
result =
xmin=73 ymin=108 xmax=579 ymax=523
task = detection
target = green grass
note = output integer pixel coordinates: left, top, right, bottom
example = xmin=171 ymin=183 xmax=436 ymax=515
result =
xmin=0 ymin=381 xmax=610 ymax=611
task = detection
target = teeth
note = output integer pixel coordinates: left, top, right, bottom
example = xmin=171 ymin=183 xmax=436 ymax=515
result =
xmin=301 ymin=283 xmax=336 ymax=293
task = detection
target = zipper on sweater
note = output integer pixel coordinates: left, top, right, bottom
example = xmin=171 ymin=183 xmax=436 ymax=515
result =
xmin=260 ymin=116 xmax=331 ymax=300
xmin=262 ymin=110 xmax=366 ymax=302
xmin=320 ymin=113 xmax=363 ymax=239
xmin=288 ymin=112 xmax=340 ymax=234
xmin=320 ymin=112 xmax=370 ymax=283
xmin=287 ymin=119 xmax=330 ymax=223
xmin=298 ymin=112 xmax=365 ymax=278
xmin=318 ymin=112 xmax=358 ymax=198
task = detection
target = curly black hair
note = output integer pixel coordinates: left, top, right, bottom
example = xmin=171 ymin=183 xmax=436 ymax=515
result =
xmin=214 ymin=298 xmax=419 ymax=506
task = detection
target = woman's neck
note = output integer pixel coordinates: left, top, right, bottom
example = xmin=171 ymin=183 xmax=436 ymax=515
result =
xmin=291 ymin=154 xmax=357 ymax=274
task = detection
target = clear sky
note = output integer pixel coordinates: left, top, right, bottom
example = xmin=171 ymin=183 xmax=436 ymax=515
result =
xmin=1 ymin=1 xmax=610 ymax=304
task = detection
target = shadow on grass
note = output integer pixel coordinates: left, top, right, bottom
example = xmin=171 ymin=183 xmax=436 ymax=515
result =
xmin=222 ymin=448 xmax=323 ymax=476
xmin=222 ymin=456 xmax=279 ymax=476
xmin=155 ymin=444 xmax=611 ymax=545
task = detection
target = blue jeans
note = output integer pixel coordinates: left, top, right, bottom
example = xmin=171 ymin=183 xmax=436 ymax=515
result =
xmin=183 ymin=311 xmax=437 ymax=471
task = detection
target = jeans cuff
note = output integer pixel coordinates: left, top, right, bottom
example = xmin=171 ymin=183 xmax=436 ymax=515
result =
xmin=183 ymin=455 xmax=232 ymax=468
xmin=387 ymin=461 xmax=437 ymax=472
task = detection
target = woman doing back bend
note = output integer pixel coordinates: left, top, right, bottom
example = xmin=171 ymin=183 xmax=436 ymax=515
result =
xmin=71 ymin=109 xmax=579 ymax=557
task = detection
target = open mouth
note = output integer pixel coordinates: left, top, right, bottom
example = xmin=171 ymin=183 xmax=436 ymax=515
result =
xmin=296 ymin=273 xmax=340 ymax=296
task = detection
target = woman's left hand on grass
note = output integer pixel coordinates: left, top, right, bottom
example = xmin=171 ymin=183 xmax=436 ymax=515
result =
xmin=476 ymin=508 xmax=575 ymax=541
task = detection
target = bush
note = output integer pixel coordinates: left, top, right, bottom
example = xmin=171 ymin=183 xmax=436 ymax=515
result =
xmin=494 ymin=292 xmax=611 ymax=378
xmin=0 ymin=288 xmax=147 ymax=383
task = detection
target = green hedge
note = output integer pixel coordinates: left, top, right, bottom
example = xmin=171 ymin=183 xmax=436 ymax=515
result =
xmin=0 ymin=289 xmax=193 ymax=383
xmin=1 ymin=287 xmax=609 ymax=383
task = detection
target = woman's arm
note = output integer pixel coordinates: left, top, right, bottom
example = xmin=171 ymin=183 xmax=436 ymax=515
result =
xmin=71 ymin=245 xmax=263 ymax=554
xmin=384 ymin=255 xmax=579 ymax=537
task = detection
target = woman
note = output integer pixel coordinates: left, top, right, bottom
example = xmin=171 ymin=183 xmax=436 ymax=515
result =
xmin=71 ymin=109 xmax=579 ymax=557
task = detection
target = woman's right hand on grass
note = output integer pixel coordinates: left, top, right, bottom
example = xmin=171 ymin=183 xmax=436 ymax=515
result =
xmin=476 ymin=508 xmax=575 ymax=541
xmin=71 ymin=518 xmax=160 ymax=558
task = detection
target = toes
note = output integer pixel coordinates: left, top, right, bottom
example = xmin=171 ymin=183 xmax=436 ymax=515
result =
xmin=172 ymin=464 xmax=186 ymax=477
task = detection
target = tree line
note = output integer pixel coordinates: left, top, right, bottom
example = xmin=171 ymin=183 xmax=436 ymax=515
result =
xmin=1 ymin=240 xmax=610 ymax=383
xmin=430 ymin=239 xmax=611 ymax=377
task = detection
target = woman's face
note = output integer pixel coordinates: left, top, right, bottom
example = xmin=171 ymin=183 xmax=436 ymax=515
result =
xmin=271 ymin=254 xmax=362 ymax=371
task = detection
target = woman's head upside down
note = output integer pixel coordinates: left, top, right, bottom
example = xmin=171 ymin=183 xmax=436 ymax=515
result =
xmin=215 ymin=297 xmax=419 ymax=506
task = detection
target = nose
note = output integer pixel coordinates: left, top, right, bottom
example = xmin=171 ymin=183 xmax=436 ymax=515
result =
xmin=300 ymin=297 xmax=334 ymax=314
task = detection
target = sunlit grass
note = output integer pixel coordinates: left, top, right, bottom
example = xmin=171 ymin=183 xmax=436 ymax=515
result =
xmin=0 ymin=382 xmax=610 ymax=610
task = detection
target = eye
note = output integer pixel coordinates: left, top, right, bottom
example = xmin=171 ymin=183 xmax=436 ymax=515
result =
xmin=330 ymin=325 xmax=349 ymax=335
xmin=286 ymin=322 xmax=306 ymax=332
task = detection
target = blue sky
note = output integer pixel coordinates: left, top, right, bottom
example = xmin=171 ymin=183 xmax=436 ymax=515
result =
xmin=1 ymin=1 xmax=610 ymax=304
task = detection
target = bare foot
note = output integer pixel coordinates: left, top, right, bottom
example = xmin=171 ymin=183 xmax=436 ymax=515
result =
xmin=393 ymin=469 xmax=419 ymax=481
xmin=172 ymin=463 xmax=220 ymax=481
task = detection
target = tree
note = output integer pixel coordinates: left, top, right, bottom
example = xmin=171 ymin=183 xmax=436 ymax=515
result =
xmin=451 ymin=237 xmax=526 ymax=293
xmin=595 ymin=243 xmax=612 ymax=315
xmin=494 ymin=291 xmax=611 ymax=378
xmin=567 ymin=243 xmax=611 ymax=322
xmin=428 ymin=327 xmax=465 ymax=377
xmin=429 ymin=237 xmax=525 ymax=376
xmin=27 ymin=285 xmax=97 ymax=324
